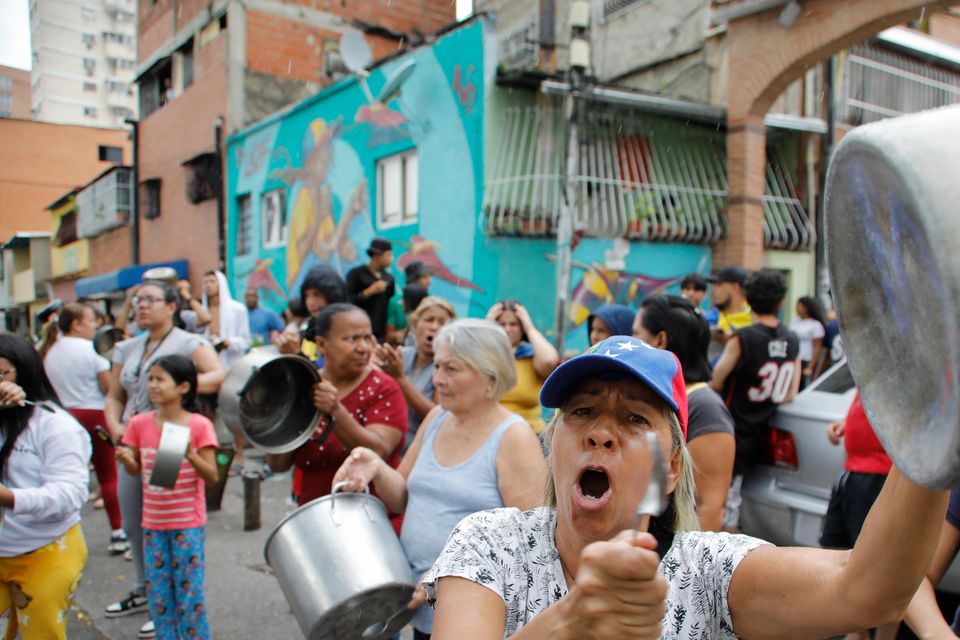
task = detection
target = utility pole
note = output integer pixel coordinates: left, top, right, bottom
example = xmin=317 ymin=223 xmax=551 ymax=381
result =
xmin=553 ymin=0 xmax=590 ymax=357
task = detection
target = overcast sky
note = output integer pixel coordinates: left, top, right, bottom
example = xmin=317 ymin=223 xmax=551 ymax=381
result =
xmin=0 ymin=0 xmax=31 ymax=70
xmin=0 ymin=0 xmax=473 ymax=71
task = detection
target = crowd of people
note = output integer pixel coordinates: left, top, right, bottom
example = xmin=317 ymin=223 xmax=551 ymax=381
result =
xmin=0 ymin=242 xmax=956 ymax=639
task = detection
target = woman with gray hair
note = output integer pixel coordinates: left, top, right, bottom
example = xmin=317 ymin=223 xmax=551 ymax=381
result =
xmin=334 ymin=318 xmax=548 ymax=639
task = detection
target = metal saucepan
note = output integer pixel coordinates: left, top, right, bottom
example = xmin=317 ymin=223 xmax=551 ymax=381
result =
xmin=825 ymin=104 xmax=960 ymax=489
xmin=142 ymin=266 xmax=179 ymax=284
xmin=264 ymin=484 xmax=415 ymax=640
xmin=93 ymin=325 xmax=125 ymax=360
xmin=218 ymin=346 xmax=322 ymax=454
xmin=149 ymin=422 xmax=192 ymax=489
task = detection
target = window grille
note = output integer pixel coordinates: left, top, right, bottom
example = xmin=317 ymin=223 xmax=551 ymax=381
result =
xmin=841 ymin=43 xmax=960 ymax=125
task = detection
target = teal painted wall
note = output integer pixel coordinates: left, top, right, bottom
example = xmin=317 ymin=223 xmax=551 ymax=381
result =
xmin=226 ymin=18 xmax=713 ymax=349
xmin=227 ymin=20 xmax=488 ymax=315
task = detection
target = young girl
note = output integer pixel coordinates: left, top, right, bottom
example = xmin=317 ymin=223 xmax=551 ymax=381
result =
xmin=116 ymin=355 xmax=218 ymax=640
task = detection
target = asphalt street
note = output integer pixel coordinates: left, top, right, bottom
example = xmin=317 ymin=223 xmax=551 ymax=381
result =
xmin=71 ymin=451 xmax=305 ymax=639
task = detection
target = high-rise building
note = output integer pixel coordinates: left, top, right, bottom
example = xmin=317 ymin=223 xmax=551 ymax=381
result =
xmin=28 ymin=0 xmax=138 ymax=127
xmin=0 ymin=65 xmax=32 ymax=119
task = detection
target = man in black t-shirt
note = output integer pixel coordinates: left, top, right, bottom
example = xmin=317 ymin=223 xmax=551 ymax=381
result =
xmin=345 ymin=238 xmax=396 ymax=342
xmin=709 ymin=268 xmax=801 ymax=530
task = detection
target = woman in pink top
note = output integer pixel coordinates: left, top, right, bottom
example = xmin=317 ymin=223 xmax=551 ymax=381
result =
xmin=117 ymin=355 xmax=218 ymax=640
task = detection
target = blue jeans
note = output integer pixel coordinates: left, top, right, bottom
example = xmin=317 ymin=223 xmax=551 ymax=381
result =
xmin=143 ymin=527 xmax=211 ymax=640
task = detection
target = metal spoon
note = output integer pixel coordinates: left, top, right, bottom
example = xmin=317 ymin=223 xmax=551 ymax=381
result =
xmin=633 ymin=431 xmax=669 ymax=531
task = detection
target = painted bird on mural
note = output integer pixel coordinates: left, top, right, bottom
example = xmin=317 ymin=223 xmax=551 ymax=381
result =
xmin=352 ymin=59 xmax=418 ymax=148
xmin=397 ymin=235 xmax=484 ymax=292
xmin=567 ymin=262 xmax=678 ymax=329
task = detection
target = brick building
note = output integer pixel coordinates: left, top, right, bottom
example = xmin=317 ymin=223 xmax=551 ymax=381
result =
xmin=0 ymin=119 xmax=130 ymax=332
xmin=116 ymin=0 xmax=456 ymax=296
xmin=0 ymin=65 xmax=31 ymax=119
xmin=0 ymin=118 xmax=129 ymax=242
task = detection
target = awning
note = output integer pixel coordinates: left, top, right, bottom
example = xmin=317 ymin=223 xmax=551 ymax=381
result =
xmin=75 ymin=260 xmax=189 ymax=298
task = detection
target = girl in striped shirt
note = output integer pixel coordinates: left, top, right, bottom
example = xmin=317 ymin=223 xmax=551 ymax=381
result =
xmin=117 ymin=354 xmax=218 ymax=640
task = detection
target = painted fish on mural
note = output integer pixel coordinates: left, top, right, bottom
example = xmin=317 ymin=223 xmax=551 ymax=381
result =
xmin=397 ymin=235 xmax=483 ymax=292
xmin=269 ymin=117 xmax=367 ymax=288
xmin=566 ymin=260 xmax=678 ymax=329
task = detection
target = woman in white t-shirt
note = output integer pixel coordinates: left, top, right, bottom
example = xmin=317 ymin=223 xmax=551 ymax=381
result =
xmin=789 ymin=296 xmax=826 ymax=387
xmin=44 ymin=302 xmax=127 ymax=555
xmin=423 ymin=336 xmax=948 ymax=640
xmin=0 ymin=332 xmax=91 ymax=640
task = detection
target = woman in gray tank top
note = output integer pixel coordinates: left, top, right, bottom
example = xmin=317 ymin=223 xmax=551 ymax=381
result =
xmin=334 ymin=319 xmax=547 ymax=639
xmin=102 ymin=280 xmax=225 ymax=635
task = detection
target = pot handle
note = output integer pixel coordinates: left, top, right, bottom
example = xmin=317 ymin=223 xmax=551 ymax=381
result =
xmin=329 ymin=481 xmax=371 ymax=526
xmin=236 ymin=365 xmax=261 ymax=397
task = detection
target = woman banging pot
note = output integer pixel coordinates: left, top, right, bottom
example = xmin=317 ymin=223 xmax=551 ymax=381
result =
xmin=334 ymin=319 xmax=547 ymax=639
xmin=422 ymin=336 xmax=948 ymax=639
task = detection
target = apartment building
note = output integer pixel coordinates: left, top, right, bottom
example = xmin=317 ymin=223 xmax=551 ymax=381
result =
xmin=29 ymin=0 xmax=138 ymax=127
xmin=0 ymin=65 xmax=32 ymax=118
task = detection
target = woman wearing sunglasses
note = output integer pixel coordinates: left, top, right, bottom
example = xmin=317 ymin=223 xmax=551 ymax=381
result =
xmin=101 ymin=280 xmax=225 ymax=639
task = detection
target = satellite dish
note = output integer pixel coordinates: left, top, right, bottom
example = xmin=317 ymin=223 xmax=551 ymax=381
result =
xmin=378 ymin=59 xmax=417 ymax=104
xmin=341 ymin=32 xmax=373 ymax=73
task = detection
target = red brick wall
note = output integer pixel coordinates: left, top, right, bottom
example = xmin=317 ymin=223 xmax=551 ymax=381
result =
xmin=930 ymin=13 xmax=960 ymax=47
xmin=285 ymin=0 xmax=455 ymax=36
xmin=138 ymin=0 xmax=174 ymax=63
xmin=246 ymin=11 xmax=337 ymax=83
xmin=175 ymin=0 xmax=215 ymax=32
xmin=0 ymin=120 xmax=130 ymax=242
xmin=137 ymin=35 xmax=227 ymax=289
xmin=88 ymin=226 xmax=134 ymax=277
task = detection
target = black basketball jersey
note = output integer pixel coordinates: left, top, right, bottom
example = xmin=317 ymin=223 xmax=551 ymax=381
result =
xmin=724 ymin=323 xmax=800 ymax=439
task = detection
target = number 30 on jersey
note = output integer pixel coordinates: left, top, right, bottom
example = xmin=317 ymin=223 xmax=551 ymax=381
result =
xmin=748 ymin=361 xmax=796 ymax=403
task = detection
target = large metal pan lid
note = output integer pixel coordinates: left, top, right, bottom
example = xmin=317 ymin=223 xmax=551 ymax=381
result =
xmin=825 ymin=105 xmax=960 ymax=489
xmin=148 ymin=422 xmax=191 ymax=489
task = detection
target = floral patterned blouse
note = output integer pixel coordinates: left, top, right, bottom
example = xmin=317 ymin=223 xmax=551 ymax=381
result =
xmin=423 ymin=507 xmax=768 ymax=639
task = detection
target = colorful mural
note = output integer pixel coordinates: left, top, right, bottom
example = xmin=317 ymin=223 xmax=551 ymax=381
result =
xmin=225 ymin=18 xmax=714 ymax=351
xmin=227 ymin=19 xmax=489 ymax=316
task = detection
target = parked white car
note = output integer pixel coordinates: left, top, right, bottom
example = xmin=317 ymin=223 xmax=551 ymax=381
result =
xmin=739 ymin=359 xmax=960 ymax=593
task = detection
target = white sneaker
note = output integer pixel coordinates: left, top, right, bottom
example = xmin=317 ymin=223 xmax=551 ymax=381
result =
xmin=104 ymin=592 xmax=148 ymax=618
xmin=108 ymin=533 xmax=129 ymax=555
xmin=138 ymin=619 xmax=156 ymax=639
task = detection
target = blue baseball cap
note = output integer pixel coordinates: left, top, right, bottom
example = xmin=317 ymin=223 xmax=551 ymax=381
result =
xmin=540 ymin=336 xmax=688 ymax=437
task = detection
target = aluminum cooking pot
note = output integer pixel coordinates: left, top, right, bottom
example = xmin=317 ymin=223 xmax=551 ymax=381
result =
xmin=93 ymin=325 xmax=125 ymax=360
xmin=148 ymin=422 xmax=191 ymax=489
xmin=826 ymin=104 xmax=960 ymax=489
xmin=264 ymin=484 xmax=415 ymax=640
xmin=218 ymin=346 xmax=321 ymax=454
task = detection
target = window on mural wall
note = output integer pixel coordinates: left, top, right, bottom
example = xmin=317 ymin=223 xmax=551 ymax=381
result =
xmin=261 ymin=189 xmax=287 ymax=248
xmin=376 ymin=150 xmax=418 ymax=228
xmin=236 ymin=194 xmax=253 ymax=256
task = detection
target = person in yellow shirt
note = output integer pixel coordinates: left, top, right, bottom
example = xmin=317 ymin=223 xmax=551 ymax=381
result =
xmin=710 ymin=266 xmax=752 ymax=341
xmin=486 ymin=300 xmax=558 ymax=434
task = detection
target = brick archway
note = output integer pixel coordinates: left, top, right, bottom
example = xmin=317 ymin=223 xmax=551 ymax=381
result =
xmin=716 ymin=0 xmax=958 ymax=269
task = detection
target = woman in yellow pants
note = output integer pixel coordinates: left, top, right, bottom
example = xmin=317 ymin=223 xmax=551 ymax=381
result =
xmin=0 ymin=333 xmax=91 ymax=639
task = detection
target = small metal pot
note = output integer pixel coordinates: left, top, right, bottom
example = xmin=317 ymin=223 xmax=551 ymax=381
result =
xmin=93 ymin=325 xmax=125 ymax=360
xmin=148 ymin=422 xmax=191 ymax=489
xmin=218 ymin=347 xmax=321 ymax=454
xmin=264 ymin=484 xmax=415 ymax=640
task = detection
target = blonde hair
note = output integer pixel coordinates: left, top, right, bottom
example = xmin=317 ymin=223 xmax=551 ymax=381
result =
xmin=434 ymin=319 xmax=517 ymax=399
xmin=541 ymin=405 xmax=699 ymax=535
xmin=409 ymin=295 xmax=456 ymax=325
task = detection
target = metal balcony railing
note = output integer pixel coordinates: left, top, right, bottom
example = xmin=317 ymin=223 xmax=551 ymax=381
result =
xmin=841 ymin=43 xmax=960 ymax=125
xmin=498 ymin=20 xmax=538 ymax=69
xmin=484 ymin=104 xmax=814 ymax=250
